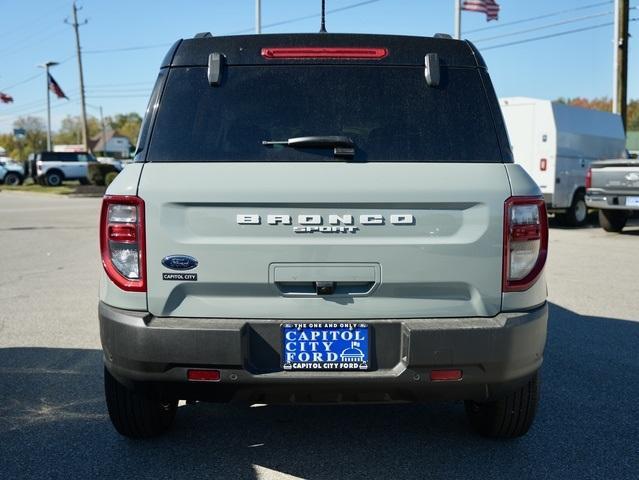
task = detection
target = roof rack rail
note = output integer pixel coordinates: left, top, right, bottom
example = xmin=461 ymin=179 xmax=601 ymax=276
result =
xmin=194 ymin=32 xmax=213 ymax=38
xmin=434 ymin=33 xmax=452 ymax=39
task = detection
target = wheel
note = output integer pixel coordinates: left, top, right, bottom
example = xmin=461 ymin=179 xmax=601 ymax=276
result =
xmin=465 ymin=372 xmax=539 ymax=439
xmin=598 ymin=209 xmax=627 ymax=233
xmin=45 ymin=170 xmax=63 ymax=187
xmin=104 ymin=367 xmax=178 ymax=438
xmin=562 ymin=191 xmax=588 ymax=227
xmin=79 ymin=177 xmax=90 ymax=185
xmin=3 ymin=172 xmax=22 ymax=186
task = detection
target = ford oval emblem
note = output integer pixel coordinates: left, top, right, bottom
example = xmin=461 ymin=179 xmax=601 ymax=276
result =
xmin=162 ymin=255 xmax=198 ymax=270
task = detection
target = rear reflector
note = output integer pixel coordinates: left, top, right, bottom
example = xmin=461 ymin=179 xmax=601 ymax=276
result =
xmin=187 ymin=369 xmax=221 ymax=382
xmin=430 ymin=369 xmax=463 ymax=382
xmin=261 ymin=47 xmax=388 ymax=59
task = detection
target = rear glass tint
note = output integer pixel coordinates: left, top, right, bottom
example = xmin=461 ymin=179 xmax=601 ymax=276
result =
xmin=148 ymin=65 xmax=503 ymax=162
xmin=41 ymin=153 xmax=78 ymax=162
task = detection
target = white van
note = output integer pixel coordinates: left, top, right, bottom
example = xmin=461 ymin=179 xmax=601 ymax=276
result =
xmin=500 ymin=97 xmax=626 ymax=225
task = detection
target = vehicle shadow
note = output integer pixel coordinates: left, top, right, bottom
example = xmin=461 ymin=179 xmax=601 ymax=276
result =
xmin=1 ymin=303 xmax=637 ymax=480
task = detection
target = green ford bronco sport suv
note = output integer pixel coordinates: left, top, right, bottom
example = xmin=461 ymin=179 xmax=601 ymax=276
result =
xmin=99 ymin=33 xmax=548 ymax=439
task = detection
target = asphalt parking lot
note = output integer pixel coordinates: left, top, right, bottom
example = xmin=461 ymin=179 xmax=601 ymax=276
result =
xmin=1 ymin=192 xmax=638 ymax=480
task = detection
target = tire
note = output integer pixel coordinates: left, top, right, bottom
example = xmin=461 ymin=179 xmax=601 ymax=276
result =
xmin=45 ymin=170 xmax=63 ymax=187
xmin=104 ymin=367 xmax=178 ymax=438
xmin=598 ymin=209 xmax=627 ymax=233
xmin=465 ymin=372 xmax=539 ymax=439
xmin=3 ymin=172 xmax=23 ymax=186
xmin=562 ymin=190 xmax=588 ymax=227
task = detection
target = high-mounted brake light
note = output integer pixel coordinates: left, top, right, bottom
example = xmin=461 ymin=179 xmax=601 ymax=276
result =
xmin=100 ymin=195 xmax=146 ymax=292
xmin=261 ymin=47 xmax=388 ymax=59
xmin=503 ymin=197 xmax=548 ymax=292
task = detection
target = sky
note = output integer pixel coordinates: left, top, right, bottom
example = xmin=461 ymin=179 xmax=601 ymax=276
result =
xmin=0 ymin=0 xmax=637 ymax=133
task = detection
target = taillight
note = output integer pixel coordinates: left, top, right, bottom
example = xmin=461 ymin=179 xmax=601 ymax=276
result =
xmin=100 ymin=195 xmax=146 ymax=292
xmin=585 ymin=167 xmax=592 ymax=189
xmin=261 ymin=47 xmax=388 ymax=59
xmin=503 ymin=197 xmax=548 ymax=292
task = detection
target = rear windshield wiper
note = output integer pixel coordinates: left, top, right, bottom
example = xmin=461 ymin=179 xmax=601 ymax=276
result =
xmin=262 ymin=136 xmax=355 ymax=157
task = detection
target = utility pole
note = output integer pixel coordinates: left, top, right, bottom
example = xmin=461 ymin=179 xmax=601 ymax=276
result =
xmin=66 ymin=2 xmax=90 ymax=151
xmin=37 ymin=61 xmax=59 ymax=151
xmin=255 ymin=0 xmax=261 ymax=34
xmin=454 ymin=0 xmax=462 ymax=39
xmin=613 ymin=0 xmax=629 ymax=129
xmin=99 ymin=105 xmax=107 ymax=157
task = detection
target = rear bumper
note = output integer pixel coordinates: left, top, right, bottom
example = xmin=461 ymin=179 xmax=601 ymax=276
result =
xmin=586 ymin=189 xmax=639 ymax=210
xmin=99 ymin=301 xmax=548 ymax=403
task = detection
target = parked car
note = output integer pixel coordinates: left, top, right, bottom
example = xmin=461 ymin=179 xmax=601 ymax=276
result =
xmin=586 ymin=158 xmax=639 ymax=232
xmin=500 ymin=97 xmax=626 ymax=226
xmin=99 ymin=33 xmax=548 ymax=440
xmin=0 ymin=159 xmax=25 ymax=186
xmin=96 ymin=156 xmax=126 ymax=172
xmin=30 ymin=151 xmax=97 ymax=186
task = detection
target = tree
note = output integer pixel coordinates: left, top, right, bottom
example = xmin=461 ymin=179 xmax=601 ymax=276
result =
xmin=54 ymin=115 xmax=101 ymax=145
xmin=107 ymin=112 xmax=142 ymax=147
xmin=556 ymin=97 xmax=639 ymax=131
xmin=0 ymin=116 xmax=48 ymax=160
xmin=0 ymin=133 xmax=19 ymax=159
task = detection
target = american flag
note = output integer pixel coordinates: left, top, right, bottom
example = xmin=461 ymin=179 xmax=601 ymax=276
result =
xmin=462 ymin=0 xmax=500 ymax=21
xmin=48 ymin=73 xmax=68 ymax=99
xmin=0 ymin=92 xmax=14 ymax=103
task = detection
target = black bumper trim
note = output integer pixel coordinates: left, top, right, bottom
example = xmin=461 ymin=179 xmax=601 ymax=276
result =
xmin=99 ymin=302 xmax=547 ymax=402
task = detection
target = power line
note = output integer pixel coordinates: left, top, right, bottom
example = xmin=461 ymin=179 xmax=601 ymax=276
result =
xmin=86 ymin=81 xmax=152 ymax=88
xmin=64 ymin=0 xmax=384 ymax=57
xmin=228 ymin=0 xmax=384 ymax=34
xmin=482 ymin=18 xmax=638 ymax=51
xmin=83 ymin=43 xmax=172 ymax=55
xmin=0 ymin=0 xmax=69 ymax=40
xmin=473 ymin=10 xmax=613 ymax=43
xmin=0 ymin=100 xmax=76 ymax=124
xmin=0 ymin=73 xmax=42 ymax=92
xmin=465 ymin=1 xmax=614 ymax=34
xmin=0 ymin=27 xmax=69 ymax=58
xmin=86 ymin=94 xmax=150 ymax=99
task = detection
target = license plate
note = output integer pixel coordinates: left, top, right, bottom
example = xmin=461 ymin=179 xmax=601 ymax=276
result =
xmin=626 ymin=196 xmax=639 ymax=207
xmin=281 ymin=323 xmax=369 ymax=371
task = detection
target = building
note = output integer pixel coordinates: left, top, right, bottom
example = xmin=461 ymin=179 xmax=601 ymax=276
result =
xmin=89 ymin=130 xmax=132 ymax=159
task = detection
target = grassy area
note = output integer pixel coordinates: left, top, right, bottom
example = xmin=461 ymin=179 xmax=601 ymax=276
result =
xmin=0 ymin=179 xmax=106 ymax=196
xmin=0 ymin=180 xmax=77 ymax=195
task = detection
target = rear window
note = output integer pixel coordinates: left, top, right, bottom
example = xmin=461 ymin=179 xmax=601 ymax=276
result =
xmin=40 ymin=153 xmax=93 ymax=162
xmin=148 ymin=65 xmax=503 ymax=162
xmin=41 ymin=153 xmax=76 ymax=162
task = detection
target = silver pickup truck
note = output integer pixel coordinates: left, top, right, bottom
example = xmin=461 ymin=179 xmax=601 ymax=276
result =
xmin=99 ymin=33 xmax=548 ymax=440
xmin=586 ymin=158 xmax=639 ymax=232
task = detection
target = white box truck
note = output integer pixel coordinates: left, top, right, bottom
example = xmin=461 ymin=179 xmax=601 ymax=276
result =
xmin=500 ymin=97 xmax=626 ymax=225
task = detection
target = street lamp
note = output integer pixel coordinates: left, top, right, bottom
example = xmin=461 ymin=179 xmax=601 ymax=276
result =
xmin=37 ymin=61 xmax=59 ymax=151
